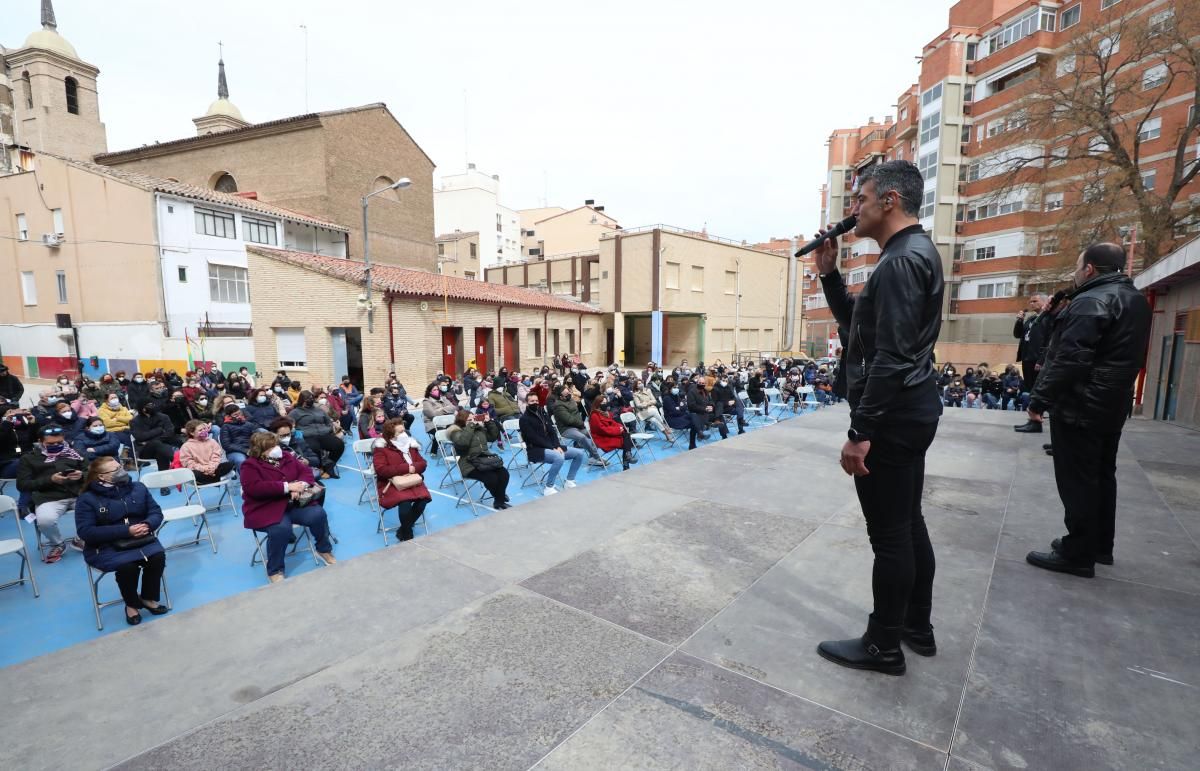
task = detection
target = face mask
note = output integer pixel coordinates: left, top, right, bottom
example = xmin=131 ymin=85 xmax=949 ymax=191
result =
xmin=431 ymin=390 xmax=440 ymax=398
xmin=274 ymin=387 xmax=284 ymax=393
xmin=107 ymin=399 xmax=120 ymax=408
xmin=44 ymin=442 xmax=65 ymax=454
xmin=102 ymin=468 xmax=130 ymax=486
xmin=47 ymin=397 xmax=61 ymax=405
xmin=256 ymin=396 xmax=267 ymax=404
xmin=391 ymin=434 xmax=409 ymax=448
xmin=278 ymin=435 xmax=292 ymax=445
xmin=267 ymin=446 xmax=284 ymax=460
xmin=318 ymin=399 xmax=328 ymax=406
xmin=196 ymin=428 xmax=211 ymax=441
xmin=58 ymin=379 xmax=68 ymax=386
xmin=88 ymin=425 xmax=105 ymax=435
xmin=198 ymin=399 xmax=208 ymax=407
xmin=671 ymin=388 xmax=680 ymax=395
xmin=60 ymin=410 xmax=74 ymax=419
xmin=134 ymin=377 xmax=144 ymax=383
xmin=720 ymin=380 xmax=728 ymax=387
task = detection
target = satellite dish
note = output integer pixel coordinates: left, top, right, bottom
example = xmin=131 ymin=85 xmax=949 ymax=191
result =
xmin=419 ymin=301 xmax=429 ymax=312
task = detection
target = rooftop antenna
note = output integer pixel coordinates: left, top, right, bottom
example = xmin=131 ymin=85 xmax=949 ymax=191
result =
xmin=299 ymin=25 xmax=309 ymax=112
xmin=463 ymin=88 xmax=470 ymax=170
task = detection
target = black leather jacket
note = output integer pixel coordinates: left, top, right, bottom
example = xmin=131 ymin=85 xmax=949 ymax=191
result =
xmin=821 ymin=224 xmax=944 ymax=436
xmin=1029 ymin=272 xmax=1150 ymax=431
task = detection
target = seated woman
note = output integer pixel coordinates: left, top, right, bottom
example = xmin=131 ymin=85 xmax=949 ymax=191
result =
xmin=660 ymin=379 xmax=692 ymax=435
xmin=218 ymin=404 xmax=256 ymax=470
xmin=130 ymin=403 xmax=184 ymax=494
xmin=239 ymin=432 xmax=335 ymax=583
xmin=372 ymin=418 xmax=432 ymax=542
xmin=421 ymin=385 xmax=460 ymax=454
xmin=449 ymin=409 xmax=510 ymax=509
xmin=631 ymin=379 xmax=674 ymax=441
xmin=74 ymin=456 xmax=168 ymax=624
xmin=244 ymin=388 xmax=283 ymax=431
xmin=270 ymin=417 xmax=323 ymax=476
xmin=51 ymin=400 xmax=87 ymax=443
xmin=164 ymin=391 xmax=197 ymax=434
xmin=178 ymin=419 xmax=234 ymax=485
xmin=98 ymin=394 xmax=134 ymax=450
xmin=588 ymin=395 xmax=636 ymax=470
xmin=289 ymin=391 xmax=344 ymax=476
xmin=75 ymin=416 xmax=122 ymax=461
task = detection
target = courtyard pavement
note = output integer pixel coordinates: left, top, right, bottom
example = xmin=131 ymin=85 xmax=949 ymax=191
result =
xmin=1 ymin=406 xmax=1197 ymax=770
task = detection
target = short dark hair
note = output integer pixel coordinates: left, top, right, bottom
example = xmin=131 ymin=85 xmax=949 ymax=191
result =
xmin=1082 ymin=242 xmax=1126 ymax=274
xmin=858 ymin=160 xmax=923 ymax=218
xmin=269 ymin=417 xmax=295 ymax=433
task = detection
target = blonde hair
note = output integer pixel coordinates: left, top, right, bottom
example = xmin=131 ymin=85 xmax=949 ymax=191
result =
xmin=248 ymin=431 xmax=279 ymax=459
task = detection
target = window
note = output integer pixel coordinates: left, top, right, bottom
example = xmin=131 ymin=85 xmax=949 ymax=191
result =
xmin=1143 ymin=64 xmax=1168 ymax=90
xmin=1088 ymin=136 xmax=1109 ymax=155
xmin=529 ymin=328 xmax=542 ymax=358
xmin=899 ymin=107 xmax=908 ymax=121
xmin=920 ymin=111 xmax=940 ymax=145
xmin=963 ymin=84 xmax=974 ymax=103
xmin=16 ymin=214 xmax=28 ymax=241
xmin=1099 ymin=35 xmax=1119 ymax=59
xmin=966 ymin=42 xmax=977 ymax=61
xmin=921 ymin=83 xmax=942 ymax=106
xmin=21 ymin=71 xmax=32 ymax=109
xmin=1138 ymin=117 xmax=1162 ymax=142
xmin=437 ymin=243 xmax=445 ymax=256
xmin=665 ymin=261 xmax=680 ymax=290
xmin=1061 ymin=5 xmax=1080 ymax=29
xmin=469 ymin=242 xmax=477 ymax=258
xmin=178 ymin=266 xmax=188 ymax=283
xmin=208 ymin=264 xmax=249 ymax=303
xmin=985 ymin=9 xmax=1045 ymax=55
xmin=1056 ymin=55 xmax=1076 ymax=78
xmin=464 ymin=271 xmax=476 ymax=280
xmin=967 ymin=245 xmax=997 ymax=261
xmin=1149 ymin=9 xmax=1174 ymax=36
xmin=52 ymin=208 xmax=64 ymax=234
xmin=1040 ymin=237 xmax=1059 ymax=255
xmin=56 ymin=270 xmax=67 ymax=303
xmin=918 ymin=151 xmax=938 ymax=181
xmin=1141 ymin=168 xmax=1157 ymax=192
xmin=1050 ymin=146 xmax=1068 ymax=166
xmin=195 ymin=207 xmax=236 ymax=238
xmin=1082 ymin=182 xmax=1104 ymax=203
xmin=920 ymin=189 xmax=936 ymax=220
xmin=976 ymin=280 xmax=1016 ymax=299
xmin=724 ymin=270 xmax=736 ymax=294
xmin=691 ymin=266 xmax=704 ymax=292
xmin=275 ymin=328 xmax=307 ymax=369
xmin=1045 ymin=192 xmax=1064 ymax=211
xmin=21 ymin=271 xmax=37 ymax=305
xmin=1100 ymin=0 xmax=1120 ymax=8
xmin=967 ymin=197 xmax=1026 ymax=221
xmin=64 ymin=77 xmax=79 ymax=114
xmin=527 ymin=248 xmax=541 ymax=257
xmin=242 ymin=217 xmax=278 ymax=245
xmin=212 ymin=173 xmax=238 ymax=194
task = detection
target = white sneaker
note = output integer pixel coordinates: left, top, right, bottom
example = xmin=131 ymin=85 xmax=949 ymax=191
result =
xmin=564 ymin=480 xmax=577 ymax=489
xmin=542 ymin=486 xmax=558 ymax=496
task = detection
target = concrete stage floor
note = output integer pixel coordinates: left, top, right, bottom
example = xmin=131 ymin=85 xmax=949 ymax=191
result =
xmin=2 ymin=407 xmax=1197 ymax=770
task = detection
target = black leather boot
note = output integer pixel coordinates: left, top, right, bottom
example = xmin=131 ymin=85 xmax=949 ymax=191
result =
xmin=817 ymin=615 xmax=906 ymax=675
xmin=901 ymin=605 xmax=936 ymax=657
xmin=1013 ymin=421 xmax=1043 ymax=433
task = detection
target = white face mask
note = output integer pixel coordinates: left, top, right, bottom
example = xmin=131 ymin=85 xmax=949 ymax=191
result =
xmin=278 ymin=435 xmax=292 ymax=445
xmin=257 ymin=396 xmax=267 ymax=404
xmin=88 ymin=425 xmax=105 ymax=435
xmin=392 ymin=433 xmax=409 ymax=448
xmin=60 ymin=410 xmax=74 ymax=419
xmin=198 ymin=399 xmax=208 ymax=407
xmin=134 ymin=377 xmax=144 ymax=383
xmin=267 ymin=446 xmax=284 ymax=460
xmin=318 ymin=399 xmax=328 ymax=406
xmin=107 ymin=399 xmax=120 ymax=408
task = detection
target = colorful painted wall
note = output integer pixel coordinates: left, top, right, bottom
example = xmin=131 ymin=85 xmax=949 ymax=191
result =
xmin=1 ymin=355 xmax=261 ymax=380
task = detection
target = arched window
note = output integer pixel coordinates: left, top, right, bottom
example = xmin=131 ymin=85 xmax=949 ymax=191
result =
xmin=64 ymin=77 xmax=79 ymax=114
xmin=373 ymin=175 xmax=400 ymax=201
xmin=21 ymin=71 xmax=33 ymax=109
xmin=211 ymin=172 xmax=238 ymax=193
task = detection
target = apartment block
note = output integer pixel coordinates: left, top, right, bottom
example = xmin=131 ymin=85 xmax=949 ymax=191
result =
xmin=434 ymin=165 xmax=520 ymax=270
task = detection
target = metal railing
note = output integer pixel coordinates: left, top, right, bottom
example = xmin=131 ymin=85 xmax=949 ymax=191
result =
xmin=600 ymin=224 xmax=764 ymax=251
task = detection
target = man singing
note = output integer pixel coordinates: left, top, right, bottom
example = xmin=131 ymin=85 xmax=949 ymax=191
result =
xmin=811 ymin=160 xmax=944 ymax=676
xmin=1024 ymin=243 xmax=1150 ymax=577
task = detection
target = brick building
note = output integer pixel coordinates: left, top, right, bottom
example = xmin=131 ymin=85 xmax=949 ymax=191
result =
xmin=246 ymin=246 xmax=604 ymax=391
xmin=436 ymin=231 xmax=481 ymax=280
xmin=810 ymin=0 xmax=1200 ymax=368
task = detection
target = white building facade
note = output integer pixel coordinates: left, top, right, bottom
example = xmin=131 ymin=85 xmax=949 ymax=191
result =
xmin=434 ymin=165 xmax=520 ymax=271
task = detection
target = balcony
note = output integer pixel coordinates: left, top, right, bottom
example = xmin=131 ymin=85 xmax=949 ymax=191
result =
xmin=951 ymin=296 xmax=1025 ymax=315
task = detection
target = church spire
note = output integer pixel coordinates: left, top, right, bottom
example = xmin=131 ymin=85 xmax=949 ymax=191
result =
xmin=218 ymin=58 xmax=229 ymax=100
xmin=41 ymin=0 xmax=57 ymax=30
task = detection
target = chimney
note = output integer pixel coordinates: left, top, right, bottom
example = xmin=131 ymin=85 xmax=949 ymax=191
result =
xmin=868 ymin=116 xmax=875 ymax=124
xmin=585 ymin=199 xmax=595 ymax=206
xmin=594 ymin=206 xmax=605 ymax=212
xmin=492 ymin=174 xmax=499 ymax=181
xmin=468 ymin=163 xmax=476 ymax=170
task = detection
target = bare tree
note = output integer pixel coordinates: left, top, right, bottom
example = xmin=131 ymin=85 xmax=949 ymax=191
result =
xmin=983 ymin=2 xmax=1200 ymax=268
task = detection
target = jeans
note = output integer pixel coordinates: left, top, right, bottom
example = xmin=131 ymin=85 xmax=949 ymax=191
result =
xmin=35 ymin=498 xmax=76 ymax=546
xmin=852 ymin=421 xmax=939 ymax=628
xmin=982 ymin=393 xmax=1000 ymax=409
xmin=227 ymin=452 xmax=247 ymax=470
xmin=114 ymin=552 xmax=166 ymax=608
xmin=1050 ymin=417 xmax=1121 ymax=564
xmin=394 ymin=498 xmax=429 ymax=541
xmin=542 ymin=447 xmax=586 ymax=486
xmin=717 ymin=400 xmax=746 ymax=432
xmin=257 ymin=504 xmax=333 ymax=577
xmin=560 ymin=427 xmax=601 ymax=459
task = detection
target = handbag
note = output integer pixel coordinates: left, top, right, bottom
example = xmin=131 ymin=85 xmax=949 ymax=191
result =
xmin=381 ymin=473 xmax=423 ymax=495
xmin=472 ymin=452 xmax=503 ymax=472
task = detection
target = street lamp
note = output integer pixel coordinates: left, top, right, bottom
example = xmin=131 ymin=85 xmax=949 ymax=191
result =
xmin=362 ymin=177 xmax=412 ymax=332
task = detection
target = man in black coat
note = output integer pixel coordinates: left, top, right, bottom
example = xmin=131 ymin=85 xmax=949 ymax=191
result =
xmin=1024 ymin=244 xmax=1151 ymax=578
xmin=519 ymin=392 xmax=585 ymax=494
xmin=1012 ymin=293 xmax=1050 ymax=432
xmin=685 ymin=379 xmax=727 ymax=449
xmin=0 ymin=364 xmax=23 ymax=404
xmin=711 ymin=374 xmax=746 ymax=434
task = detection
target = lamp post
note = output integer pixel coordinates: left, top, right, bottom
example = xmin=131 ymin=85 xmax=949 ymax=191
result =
xmin=361 ymin=177 xmax=412 ymax=332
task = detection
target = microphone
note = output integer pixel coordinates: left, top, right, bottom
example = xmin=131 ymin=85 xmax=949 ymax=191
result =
xmin=796 ymin=215 xmax=858 ymax=257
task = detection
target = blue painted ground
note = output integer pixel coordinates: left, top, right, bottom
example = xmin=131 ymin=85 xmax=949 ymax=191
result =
xmin=0 ymin=406 xmax=815 ymax=668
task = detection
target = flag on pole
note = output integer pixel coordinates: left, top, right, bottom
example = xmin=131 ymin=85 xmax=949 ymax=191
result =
xmin=184 ymin=329 xmax=196 ymax=371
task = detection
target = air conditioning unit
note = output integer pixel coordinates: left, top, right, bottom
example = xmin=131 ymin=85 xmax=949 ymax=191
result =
xmin=43 ymin=233 xmax=64 ymax=248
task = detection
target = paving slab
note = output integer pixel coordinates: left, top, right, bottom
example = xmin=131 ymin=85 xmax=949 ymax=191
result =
xmin=681 ymin=523 xmax=994 ymax=751
xmin=521 ymin=503 xmax=817 ymax=645
xmin=951 ymin=559 xmax=1200 ymax=771
xmin=538 ymin=652 xmax=947 ymax=771
xmin=115 ymin=587 xmax=669 ymax=771
xmin=0 ymin=545 xmax=504 ymax=771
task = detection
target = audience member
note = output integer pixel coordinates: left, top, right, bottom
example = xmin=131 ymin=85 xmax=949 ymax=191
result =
xmin=588 ymin=395 xmax=636 ymax=470
xmin=686 ymin=377 xmax=728 ymax=449
xmin=16 ymin=425 xmax=87 ymax=562
xmin=287 ymin=391 xmax=344 ymax=476
xmin=449 ymin=409 xmax=510 ymax=508
xmin=76 ymin=416 xmax=122 ymax=461
xmin=218 ymin=403 xmax=256 ymax=471
xmin=421 ymin=384 xmax=459 ymax=453
xmin=131 ymin=402 xmax=183 ymax=492
xmin=631 ymin=379 xmax=674 ymax=441
xmin=179 ymin=419 xmax=234 ymax=485
xmin=372 ymin=418 xmax=433 ymax=541
xmin=0 ymin=363 xmax=23 ymax=404
xmin=521 ymin=391 xmax=585 ymax=496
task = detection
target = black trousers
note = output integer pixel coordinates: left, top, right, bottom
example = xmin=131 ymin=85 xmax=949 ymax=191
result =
xmin=114 ymin=551 xmax=166 ymax=608
xmin=193 ymin=461 xmax=235 ymax=485
xmin=852 ymin=421 xmax=939 ymax=628
xmin=394 ymin=498 xmax=429 ymax=541
xmin=140 ymin=439 xmax=181 ymax=471
xmin=688 ymin=412 xmax=727 ymax=449
xmin=467 ymin=467 xmax=510 ymax=505
xmin=307 ymin=433 xmax=345 ymax=465
xmin=1020 ymin=361 xmax=1038 ymax=394
xmin=1050 ymin=417 xmax=1120 ymax=564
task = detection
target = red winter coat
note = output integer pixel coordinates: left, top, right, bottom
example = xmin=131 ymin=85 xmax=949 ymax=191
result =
xmin=373 ymin=441 xmax=432 ymax=509
xmin=588 ymin=410 xmax=626 ymax=452
xmin=239 ymin=453 xmax=316 ymax=530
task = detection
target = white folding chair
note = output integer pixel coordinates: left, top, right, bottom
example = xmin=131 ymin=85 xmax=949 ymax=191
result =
xmin=428 ymin=414 xmax=457 ymax=454
xmin=86 ymin=563 xmax=171 ymax=630
xmin=249 ymin=525 xmax=321 ymax=575
xmin=129 ymin=442 xmax=158 ymax=479
xmin=620 ymin=412 xmax=657 ymax=462
xmin=194 ymin=465 xmax=238 ymax=516
xmin=764 ymin=387 xmax=791 ymax=420
xmin=738 ymin=390 xmax=770 ymax=426
xmin=0 ymin=478 xmax=15 ymax=496
xmin=142 ymin=469 xmax=215 ymax=553
xmin=502 ymin=418 xmax=529 ymax=470
xmin=338 ymin=438 xmax=379 ymax=511
xmin=435 ymin=429 xmax=464 ymax=490
xmin=0 ymin=495 xmax=38 ymax=598
xmin=799 ymin=385 xmax=820 ymax=411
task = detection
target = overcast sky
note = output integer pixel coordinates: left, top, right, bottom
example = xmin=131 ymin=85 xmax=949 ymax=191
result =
xmin=3 ymin=0 xmax=953 ymax=243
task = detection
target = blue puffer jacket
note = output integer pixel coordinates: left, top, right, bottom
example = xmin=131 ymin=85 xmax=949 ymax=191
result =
xmin=74 ymin=480 xmax=165 ymax=572
xmin=243 ymin=401 xmax=280 ymax=431
xmin=219 ymin=417 xmax=257 ymax=456
xmin=74 ymin=430 xmax=123 ymax=461
xmin=661 ymin=392 xmax=691 ymax=431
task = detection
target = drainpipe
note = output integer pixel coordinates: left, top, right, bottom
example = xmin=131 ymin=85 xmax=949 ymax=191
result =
xmin=784 ymin=238 xmax=798 ymax=352
xmin=543 ymin=310 xmax=549 ymax=368
xmin=387 ymin=294 xmax=396 ymax=370
xmin=1134 ymin=288 xmax=1156 ymax=408
xmin=497 ymin=306 xmax=502 ymax=371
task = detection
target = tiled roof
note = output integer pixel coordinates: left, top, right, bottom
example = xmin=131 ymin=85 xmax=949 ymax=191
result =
xmin=436 ymin=231 xmax=479 ymax=241
xmin=247 ymin=246 xmax=602 ymax=314
xmin=46 ymin=153 xmax=349 ymax=231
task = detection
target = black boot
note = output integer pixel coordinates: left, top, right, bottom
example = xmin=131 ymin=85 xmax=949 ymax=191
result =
xmin=621 ymin=451 xmax=632 ymax=471
xmin=1013 ymin=421 xmax=1043 ymax=433
xmin=817 ymin=615 xmax=906 ymax=676
xmin=901 ymin=605 xmax=936 ymax=657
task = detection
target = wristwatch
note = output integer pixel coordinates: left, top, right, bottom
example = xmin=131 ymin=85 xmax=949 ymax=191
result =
xmin=847 ymin=428 xmax=871 ymax=443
